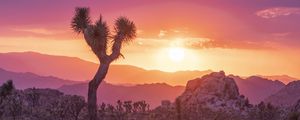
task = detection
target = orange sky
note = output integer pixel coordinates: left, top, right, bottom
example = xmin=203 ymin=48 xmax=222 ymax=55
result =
xmin=0 ymin=0 xmax=300 ymax=78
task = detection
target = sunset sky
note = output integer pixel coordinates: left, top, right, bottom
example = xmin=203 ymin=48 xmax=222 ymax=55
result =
xmin=0 ymin=0 xmax=300 ymax=78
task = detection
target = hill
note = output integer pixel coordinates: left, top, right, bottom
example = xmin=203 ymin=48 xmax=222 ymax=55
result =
xmin=0 ymin=52 xmax=211 ymax=86
xmin=259 ymin=75 xmax=298 ymax=84
xmin=58 ymin=82 xmax=185 ymax=108
xmin=264 ymin=80 xmax=300 ymax=106
xmin=0 ymin=68 xmax=77 ymax=89
xmin=230 ymin=75 xmax=285 ymax=104
xmin=0 ymin=67 xmax=184 ymax=108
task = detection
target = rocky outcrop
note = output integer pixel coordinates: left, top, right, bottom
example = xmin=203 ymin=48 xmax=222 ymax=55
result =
xmin=182 ymin=71 xmax=240 ymax=105
xmin=139 ymin=71 xmax=290 ymax=120
xmin=176 ymin=71 xmax=251 ymax=120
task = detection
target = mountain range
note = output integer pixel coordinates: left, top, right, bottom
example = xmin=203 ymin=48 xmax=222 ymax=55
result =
xmin=0 ymin=67 xmax=77 ymax=89
xmin=258 ymin=75 xmax=298 ymax=84
xmin=0 ymin=67 xmax=184 ymax=108
xmin=264 ymin=80 xmax=300 ymax=106
xmin=229 ymin=75 xmax=285 ymax=104
xmin=0 ymin=67 xmax=284 ymax=107
xmin=0 ymin=52 xmax=212 ymax=86
xmin=0 ymin=51 xmax=298 ymax=86
xmin=0 ymin=51 xmax=299 ymax=107
xmin=58 ymin=82 xmax=184 ymax=108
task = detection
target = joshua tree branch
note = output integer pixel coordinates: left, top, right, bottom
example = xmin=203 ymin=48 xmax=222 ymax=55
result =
xmin=108 ymin=34 xmax=124 ymax=62
xmin=83 ymin=27 xmax=109 ymax=63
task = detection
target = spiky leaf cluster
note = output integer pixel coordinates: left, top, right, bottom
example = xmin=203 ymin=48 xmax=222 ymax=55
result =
xmin=114 ymin=17 xmax=137 ymax=42
xmin=71 ymin=7 xmax=91 ymax=33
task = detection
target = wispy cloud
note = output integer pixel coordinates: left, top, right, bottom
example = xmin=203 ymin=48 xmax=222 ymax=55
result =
xmin=158 ymin=30 xmax=167 ymax=38
xmin=188 ymin=38 xmax=277 ymax=50
xmin=256 ymin=7 xmax=300 ymax=19
xmin=134 ymin=37 xmax=274 ymax=50
xmin=11 ymin=28 xmax=63 ymax=35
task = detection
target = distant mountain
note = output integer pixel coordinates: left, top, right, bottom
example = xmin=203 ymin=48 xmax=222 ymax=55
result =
xmin=0 ymin=68 xmax=77 ymax=89
xmin=1 ymin=51 xmax=295 ymax=86
xmin=0 ymin=51 xmax=291 ymax=106
xmin=0 ymin=52 xmax=212 ymax=86
xmin=0 ymin=52 xmax=97 ymax=81
xmin=107 ymin=68 xmax=212 ymax=86
xmin=0 ymin=67 xmax=184 ymax=108
xmin=229 ymin=75 xmax=285 ymax=104
xmin=58 ymin=82 xmax=184 ymax=108
xmin=264 ymin=81 xmax=300 ymax=107
xmin=258 ymin=75 xmax=299 ymax=84
xmin=57 ymin=73 xmax=284 ymax=109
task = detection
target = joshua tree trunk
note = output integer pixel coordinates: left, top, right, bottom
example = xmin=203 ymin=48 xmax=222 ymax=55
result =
xmin=88 ymin=63 xmax=110 ymax=120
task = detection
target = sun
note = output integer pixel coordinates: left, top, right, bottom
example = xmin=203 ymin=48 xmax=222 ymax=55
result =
xmin=168 ymin=47 xmax=185 ymax=62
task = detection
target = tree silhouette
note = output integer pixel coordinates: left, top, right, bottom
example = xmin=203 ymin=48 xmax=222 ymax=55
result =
xmin=0 ymin=80 xmax=14 ymax=118
xmin=71 ymin=7 xmax=136 ymax=120
xmin=0 ymin=80 xmax=14 ymax=100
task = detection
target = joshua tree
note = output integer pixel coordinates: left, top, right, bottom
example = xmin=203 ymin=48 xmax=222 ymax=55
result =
xmin=71 ymin=7 xmax=136 ymax=120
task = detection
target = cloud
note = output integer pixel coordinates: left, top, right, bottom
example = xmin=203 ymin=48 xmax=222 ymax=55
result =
xmin=158 ymin=30 xmax=167 ymax=38
xmin=11 ymin=28 xmax=61 ymax=35
xmin=183 ymin=38 xmax=276 ymax=50
xmin=271 ymin=32 xmax=290 ymax=37
xmin=186 ymin=38 xmax=225 ymax=49
xmin=0 ymin=27 xmax=74 ymax=40
xmin=134 ymin=37 xmax=274 ymax=50
xmin=256 ymin=7 xmax=300 ymax=19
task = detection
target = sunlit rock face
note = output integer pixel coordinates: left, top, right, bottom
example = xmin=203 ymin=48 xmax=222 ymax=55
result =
xmin=177 ymin=71 xmax=251 ymax=120
xmin=184 ymin=71 xmax=239 ymax=101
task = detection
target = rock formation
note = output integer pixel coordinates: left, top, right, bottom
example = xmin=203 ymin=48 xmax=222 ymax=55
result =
xmin=176 ymin=71 xmax=251 ymax=120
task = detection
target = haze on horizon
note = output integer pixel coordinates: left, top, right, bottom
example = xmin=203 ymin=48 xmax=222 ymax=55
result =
xmin=0 ymin=0 xmax=300 ymax=78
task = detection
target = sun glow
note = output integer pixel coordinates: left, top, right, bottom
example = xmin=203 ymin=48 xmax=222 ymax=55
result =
xmin=168 ymin=47 xmax=185 ymax=62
